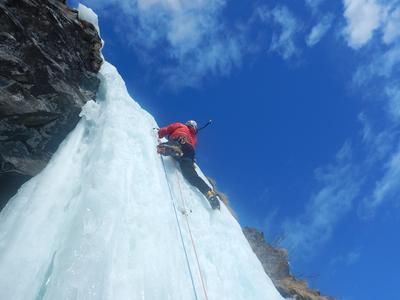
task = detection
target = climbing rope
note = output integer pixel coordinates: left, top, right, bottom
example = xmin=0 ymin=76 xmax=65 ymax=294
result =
xmin=155 ymin=129 xmax=209 ymax=300
xmin=159 ymin=154 xmax=199 ymax=300
xmin=174 ymin=160 xmax=209 ymax=300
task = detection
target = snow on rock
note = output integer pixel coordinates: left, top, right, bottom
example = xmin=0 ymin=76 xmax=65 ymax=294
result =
xmin=0 ymin=6 xmax=284 ymax=300
xmin=78 ymin=4 xmax=100 ymax=33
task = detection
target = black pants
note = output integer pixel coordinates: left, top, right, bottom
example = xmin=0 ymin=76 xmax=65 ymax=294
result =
xmin=162 ymin=140 xmax=211 ymax=195
xmin=178 ymin=159 xmax=211 ymax=195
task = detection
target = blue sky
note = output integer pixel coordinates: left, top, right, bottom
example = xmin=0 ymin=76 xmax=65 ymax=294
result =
xmin=75 ymin=0 xmax=400 ymax=299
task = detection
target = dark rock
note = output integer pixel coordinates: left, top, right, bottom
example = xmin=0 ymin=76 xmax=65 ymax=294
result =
xmin=243 ymin=227 xmax=290 ymax=280
xmin=243 ymin=227 xmax=334 ymax=300
xmin=0 ymin=0 xmax=103 ymax=206
xmin=0 ymin=173 xmax=30 ymax=211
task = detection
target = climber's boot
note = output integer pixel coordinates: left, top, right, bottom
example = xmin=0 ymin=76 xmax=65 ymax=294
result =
xmin=206 ymin=190 xmax=221 ymax=210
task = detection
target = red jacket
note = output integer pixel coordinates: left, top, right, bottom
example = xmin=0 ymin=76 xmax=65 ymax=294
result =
xmin=158 ymin=122 xmax=197 ymax=147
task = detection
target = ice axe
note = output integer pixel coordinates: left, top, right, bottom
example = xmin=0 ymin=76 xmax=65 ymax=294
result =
xmin=197 ymin=120 xmax=212 ymax=133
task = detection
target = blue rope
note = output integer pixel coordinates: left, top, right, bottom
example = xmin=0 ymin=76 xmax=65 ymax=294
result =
xmin=160 ymin=156 xmax=199 ymax=300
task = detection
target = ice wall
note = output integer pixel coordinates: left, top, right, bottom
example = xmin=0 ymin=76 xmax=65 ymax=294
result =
xmin=0 ymin=7 xmax=284 ymax=300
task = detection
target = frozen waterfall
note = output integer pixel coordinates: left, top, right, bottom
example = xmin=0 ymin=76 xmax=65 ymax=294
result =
xmin=0 ymin=6 xmax=284 ymax=300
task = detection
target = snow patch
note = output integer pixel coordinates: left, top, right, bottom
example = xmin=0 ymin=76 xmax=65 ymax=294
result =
xmin=78 ymin=4 xmax=100 ymax=33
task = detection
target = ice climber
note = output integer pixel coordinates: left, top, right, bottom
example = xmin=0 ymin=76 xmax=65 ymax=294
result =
xmin=157 ymin=120 xmax=221 ymax=210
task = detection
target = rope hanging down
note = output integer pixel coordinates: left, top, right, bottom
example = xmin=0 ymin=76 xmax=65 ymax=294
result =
xmin=174 ymin=160 xmax=209 ymax=300
xmin=155 ymin=129 xmax=209 ymax=300
xmin=159 ymin=155 xmax=199 ymax=300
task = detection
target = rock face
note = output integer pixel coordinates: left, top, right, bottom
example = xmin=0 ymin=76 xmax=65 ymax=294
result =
xmin=243 ymin=227 xmax=334 ymax=300
xmin=0 ymin=0 xmax=102 ymax=209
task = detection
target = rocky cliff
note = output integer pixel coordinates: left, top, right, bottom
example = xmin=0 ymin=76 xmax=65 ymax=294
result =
xmin=0 ymin=0 xmax=102 ymax=208
xmin=243 ymin=227 xmax=334 ymax=300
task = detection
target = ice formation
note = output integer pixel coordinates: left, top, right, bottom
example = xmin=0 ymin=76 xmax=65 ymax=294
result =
xmin=0 ymin=5 xmax=284 ymax=300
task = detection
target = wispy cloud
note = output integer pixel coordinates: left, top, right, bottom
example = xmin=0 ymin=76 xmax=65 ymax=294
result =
xmin=282 ymin=143 xmax=361 ymax=257
xmin=161 ymin=37 xmax=242 ymax=89
xmin=330 ymin=250 xmax=361 ymax=266
xmin=344 ymin=0 xmax=400 ymax=215
xmin=358 ymin=113 xmax=396 ymax=163
xmin=353 ymin=82 xmax=400 ymax=217
xmin=343 ymin=0 xmax=382 ymax=48
xmin=385 ymin=86 xmax=400 ymax=122
xmin=383 ymin=7 xmax=400 ymax=44
xmin=305 ymin=0 xmax=327 ymax=11
xmin=87 ymin=1 xmax=312 ymax=87
xmin=363 ymin=145 xmax=400 ymax=214
xmin=306 ymin=14 xmax=334 ymax=47
xmin=86 ymin=0 xmax=243 ymax=89
xmin=354 ymin=45 xmax=400 ymax=85
xmin=354 ymin=70 xmax=400 ymax=217
xmin=268 ymin=6 xmax=302 ymax=60
xmin=251 ymin=5 xmax=304 ymax=60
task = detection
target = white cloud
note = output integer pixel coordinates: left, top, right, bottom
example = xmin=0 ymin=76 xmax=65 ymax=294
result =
xmin=269 ymin=6 xmax=302 ymax=60
xmin=385 ymin=86 xmax=400 ymax=121
xmin=364 ymin=146 xmax=400 ymax=211
xmin=358 ymin=113 xmax=396 ymax=162
xmin=85 ymin=0 xmax=242 ymax=88
xmin=342 ymin=0 xmax=400 ymax=47
xmin=343 ymin=0 xmax=382 ymax=48
xmin=161 ymin=36 xmax=242 ymax=89
xmin=305 ymin=0 xmax=326 ymax=9
xmin=376 ymin=44 xmax=400 ymax=77
xmin=344 ymin=1 xmax=400 ymax=217
xmin=358 ymin=113 xmax=373 ymax=143
xmin=354 ymin=44 xmax=400 ymax=85
xmin=383 ymin=7 xmax=400 ymax=44
xmin=356 ymin=89 xmax=400 ymax=218
xmin=353 ymin=55 xmax=400 ymax=217
xmin=304 ymin=0 xmax=328 ymax=16
xmin=306 ymin=14 xmax=334 ymax=47
xmin=283 ymin=143 xmax=361 ymax=256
